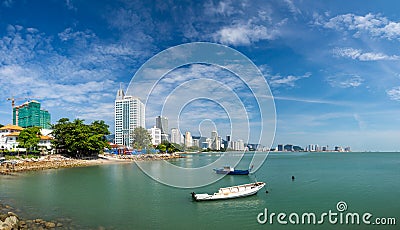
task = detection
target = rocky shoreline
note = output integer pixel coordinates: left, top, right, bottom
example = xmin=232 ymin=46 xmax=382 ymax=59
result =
xmin=0 ymin=153 xmax=183 ymax=229
xmin=0 ymin=203 xmax=65 ymax=230
xmin=0 ymin=153 xmax=183 ymax=175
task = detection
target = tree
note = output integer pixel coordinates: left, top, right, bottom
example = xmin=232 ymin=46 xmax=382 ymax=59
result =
xmin=132 ymin=127 xmax=152 ymax=150
xmin=18 ymin=127 xmax=41 ymax=153
xmin=0 ymin=124 xmax=3 ymax=128
xmin=156 ymin=141 xmax=182 ymax=153
xmin=51 ymin=118 xmax=110 ymax=157
xmin=156 ymin=143 xmax=167 ymax=153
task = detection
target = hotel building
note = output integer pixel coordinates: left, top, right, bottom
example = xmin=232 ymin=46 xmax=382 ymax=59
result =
xmin=114 ymin=87 xmax=145 ymax=148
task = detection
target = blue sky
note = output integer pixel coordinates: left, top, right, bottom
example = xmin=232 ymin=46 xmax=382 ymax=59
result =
xmin=0 ymin=0 xmax=400 ymax=151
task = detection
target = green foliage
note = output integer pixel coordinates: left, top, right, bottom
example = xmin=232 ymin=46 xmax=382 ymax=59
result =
xmin=18 ymin=127 xmax=41 ymax=152
xmin=5 ymin=155 xmax=18 ymax=160
xmin=0 ymin=124 xmax=3 ymax=128
xmin=51 ymin=118 xmax=110 ymax=157
xmin=20 ymin=154 xmax=40 ymax=159
xmin=156 ymin=141 xmax=182 ymax=153
xmin=187 ymin=145 xmax=201 ymax=152
xmin=156 ymin=143 xmax=167 ymax=153
xmin=132 ymin=127 xmax=152 ymax=150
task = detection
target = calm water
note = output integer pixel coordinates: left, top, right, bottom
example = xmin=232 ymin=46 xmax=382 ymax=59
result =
xmin=0 ymin=152 xmax=399 ymax=229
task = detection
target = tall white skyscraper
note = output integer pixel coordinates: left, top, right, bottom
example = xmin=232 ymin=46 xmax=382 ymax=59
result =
xmin=114 ymin=87 xmax=145 ymax=148
xmin=170 ymin=128 xmax=181 ymax=144
xmin=211 ymin=130 xmax=220 ymax=150
xmin=185 ymin=131 xmax=193 ymax=147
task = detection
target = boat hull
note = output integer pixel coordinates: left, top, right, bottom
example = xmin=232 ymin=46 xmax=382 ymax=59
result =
xmin=213 ymin=169 xmax=250 ymax=175
xmin=192 ymin=182 xmax=265 ymax=201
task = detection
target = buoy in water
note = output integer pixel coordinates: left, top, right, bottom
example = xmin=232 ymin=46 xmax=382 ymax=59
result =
xmin=292 ymin=176 xmax=295 ymax=181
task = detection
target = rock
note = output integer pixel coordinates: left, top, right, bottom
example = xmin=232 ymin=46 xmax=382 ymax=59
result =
xmin=0 ymin=214 xmax=7 ymax=222
xmin=44 ymin=221 xmax=56 ymax=228
xmin=34 ymin=218 xmax=44 ymax=223
xmin=1 ymin=222 xmax=12 ymax=230
xmin=2 ymin=215 xmax=19 ymax=229
xmin=7 ymin=212 xmax=18 ymax=219
xmin=56 ymin=223 xmax=63 ymax=227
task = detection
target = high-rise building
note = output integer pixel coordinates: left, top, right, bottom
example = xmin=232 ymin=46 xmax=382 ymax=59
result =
xmin=156 ymin=116 xmax=168 ymax=134
xmin=156 ymin=116 xmax=169 ymax=142
xmin=211 ymin=130 xmax=220 ymax=150
xmin=170 ymin=128 xmax=181 ymax=144
xmin=184 ymin=131 xmax=192 ymax=147
xmin=114 ymin=87 xmax=145 ymax=148
xmin=193 ymin=139 xmax=199 ymax=147
xmin=13 ymin=100 xmax=51 ymax=129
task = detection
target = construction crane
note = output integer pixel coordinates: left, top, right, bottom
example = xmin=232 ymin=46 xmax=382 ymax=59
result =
xmin=7 ymin=96 xmax=41 ymax=108
xmin=6 ymin=97 xmax=27 ymax=108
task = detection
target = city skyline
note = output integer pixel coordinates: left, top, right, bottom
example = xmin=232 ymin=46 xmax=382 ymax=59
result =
xmin=1 ymin=1 xmax=400 ymax=151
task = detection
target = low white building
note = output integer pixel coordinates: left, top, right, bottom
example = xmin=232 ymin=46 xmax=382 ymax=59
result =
xmin=0 ymin=124 xmax=53 ymax=153
xmin=148 ymin=126 xmax=161 ymax=146
xmin=0 ymin=124 xmax=24 ymax=151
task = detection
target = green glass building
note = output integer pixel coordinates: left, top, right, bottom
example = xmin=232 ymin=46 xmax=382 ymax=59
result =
xmin=13 ymin=101 xmax=51 ymax=129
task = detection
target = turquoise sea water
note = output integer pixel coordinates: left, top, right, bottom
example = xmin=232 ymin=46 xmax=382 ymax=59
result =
xmin=0 ymin=152 xmax=399 ymax=229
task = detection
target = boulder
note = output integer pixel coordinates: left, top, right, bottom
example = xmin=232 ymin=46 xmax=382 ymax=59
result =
xmin=44 ymin=221 xmax=56 ymax=228
xmin=0 ymin=215 xmax=19 ymax=229
xmin=6 ymin=212 xmax=18 ymax=218
xmin=34 ymin=218 xmax=43 ymax=223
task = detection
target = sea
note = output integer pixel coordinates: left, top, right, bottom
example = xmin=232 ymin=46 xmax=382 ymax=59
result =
xmin=0 ymin=152 xmax=399 ymax=229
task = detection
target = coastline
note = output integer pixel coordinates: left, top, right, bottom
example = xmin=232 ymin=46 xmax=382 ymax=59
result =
xmin=0 ymin=152 xmax=183 ymax=229
xmin=0 ymin=153 xmax=183 ymax=175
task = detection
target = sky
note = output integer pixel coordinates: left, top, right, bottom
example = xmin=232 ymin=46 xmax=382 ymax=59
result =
xmin=0 ymin=0 xmax=400 ymax=151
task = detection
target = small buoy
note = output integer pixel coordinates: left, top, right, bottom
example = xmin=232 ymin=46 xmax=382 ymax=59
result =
xmin=265 ymin=190 xmax=269 ymax=194
xmin=292 ymin=176 xmax=295 ymax=180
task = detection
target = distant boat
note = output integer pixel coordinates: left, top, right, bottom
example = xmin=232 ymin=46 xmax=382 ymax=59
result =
xmin=191 ymin=182 xmax=266 ymax=201
xmin=213 ymin=166 xmax=250 ymax=175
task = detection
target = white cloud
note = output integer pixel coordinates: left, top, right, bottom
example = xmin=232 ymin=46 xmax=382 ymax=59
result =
xmin=273 ymin=96 xmax=343 ymax=105
xmin=58 ymin=27 xmax=95 ymax=42
xmin=320 ymin=13 xmax=400 ymax=40
xmin=327 ymin=74 xmax=363 ymax=88
xmin=204 ymin=0 xmax=235 ymax=16
xmin=0 ymin=24 xmax=138 ymax=127
xmin=211 ymin=6 xmax=287 ymax=47
xmin=333 ymin=47 xmax=400 ymax=61
xmin=65 ymin=0 xmax=76 ymax=11
xmin=386 ymin=86 xmax=400 ymax=101
xmin=213 ymin=22 xmax=276 ymax=46
xmin=284 ymin=0 xmax=301 ymax=15
xmin=0 ymin=25 xmax=53 ymax=65
xmin=267 ymin=72 xmax=311 ymax=88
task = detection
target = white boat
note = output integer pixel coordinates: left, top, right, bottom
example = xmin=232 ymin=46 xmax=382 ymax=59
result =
xmin=191 ymin=182 xmax=266 ymax=201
